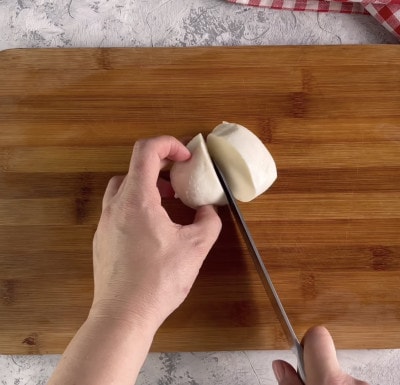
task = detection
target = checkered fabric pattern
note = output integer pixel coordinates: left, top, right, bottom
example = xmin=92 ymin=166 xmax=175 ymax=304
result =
xmin=227 ymin=0 xmax=400 ymax=40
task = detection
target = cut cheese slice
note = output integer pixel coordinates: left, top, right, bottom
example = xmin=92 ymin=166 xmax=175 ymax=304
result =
xmin=170 ymin=133 xmax=227 ymax=209
xmin=206 ymin=122 xmax=277 ymax=202
xmin=170 ymin=123 xmax=277 ymax=209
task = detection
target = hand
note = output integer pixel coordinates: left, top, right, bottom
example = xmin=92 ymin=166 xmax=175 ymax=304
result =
xmin=91 ymin=135 xmax=222 ymax=331
xmin=272 ymin=326 xmax=370 ymax=385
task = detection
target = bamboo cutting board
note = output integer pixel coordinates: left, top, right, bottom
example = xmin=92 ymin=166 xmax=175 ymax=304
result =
xmin=0 ymin=46 xmax=399 ymax=354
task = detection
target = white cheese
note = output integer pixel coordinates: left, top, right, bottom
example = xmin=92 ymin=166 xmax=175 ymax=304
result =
xmin=170 ymin=133 xmax=226 ymax=209
xmin=170 ymin=123 xmax=277 ymax=208
xmin=207 ymin=122 xmax=277 ymax=202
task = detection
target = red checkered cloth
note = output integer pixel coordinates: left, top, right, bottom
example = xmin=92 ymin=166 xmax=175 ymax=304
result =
xmin=227 ymin=0 xmax=400 ymax=40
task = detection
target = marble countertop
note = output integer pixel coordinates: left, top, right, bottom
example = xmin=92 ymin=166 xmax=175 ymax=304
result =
xmin=1 ymin=1 xmax=399 ymax=384
xmin=0 ymin=0 xmax=398 ymax=49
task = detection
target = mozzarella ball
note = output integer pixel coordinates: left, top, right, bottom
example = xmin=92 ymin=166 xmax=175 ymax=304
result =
xmin=207 ymin=122 xmax=277 ymax=202
xmin=170 ymin=133 xmax=226 ymax=209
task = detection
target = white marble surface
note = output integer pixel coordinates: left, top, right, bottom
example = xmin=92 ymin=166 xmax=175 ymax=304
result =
xmin=1 ymin=1 xmax=399 ymax=384
xmin=0 ymin=0 xmax=398 ymax=50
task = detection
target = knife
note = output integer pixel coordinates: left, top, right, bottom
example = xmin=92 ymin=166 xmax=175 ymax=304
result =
xmin=212 ymin=160 xmax=306 ymax=384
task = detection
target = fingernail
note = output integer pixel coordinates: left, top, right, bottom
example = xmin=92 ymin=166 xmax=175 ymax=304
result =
xmin=272 ymin=360 xmax=284 ymax=382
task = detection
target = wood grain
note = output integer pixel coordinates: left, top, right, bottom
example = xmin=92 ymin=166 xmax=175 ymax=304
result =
xmin=0 ymin=46 xmax=399 ymax=354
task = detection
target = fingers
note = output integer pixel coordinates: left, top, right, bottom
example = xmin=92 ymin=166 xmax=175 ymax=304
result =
xmin=272 ymin=360 xmax=304 ymax=385
xmin=102 ymin=175 xmax=125 ymax=209
xmin=191 ymin=205 xmax=222 ymax=246
xmin=303 ymin=326 xmax=341 ymax=384
xmin=181 ymin=205 xmax=222 ymax=258
xmin=271 ymin=327 xmax=340 ymax=385
xmin=125 ymin=136 xmax=190 ymax=203
xmin=302 ymin=326 xmax=370 ymax=385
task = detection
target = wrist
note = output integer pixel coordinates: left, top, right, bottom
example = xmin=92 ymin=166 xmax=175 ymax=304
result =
xmin=48 ymin=302 xmax=158 ymax=385
xmin=88 ymin=298 xmax=161 ymax=337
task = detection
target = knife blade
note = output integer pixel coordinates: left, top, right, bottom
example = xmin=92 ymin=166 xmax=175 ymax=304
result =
xmin=212 ymin=160 xmax=306 ymax=384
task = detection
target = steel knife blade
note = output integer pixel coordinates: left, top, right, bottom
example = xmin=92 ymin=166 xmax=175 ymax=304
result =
xmin=212 ymin=160 xmax=306 ymax=383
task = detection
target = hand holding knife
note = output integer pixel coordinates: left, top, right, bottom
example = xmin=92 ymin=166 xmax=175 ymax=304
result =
xmin=212 ymin=160 xmax=306 ymax=384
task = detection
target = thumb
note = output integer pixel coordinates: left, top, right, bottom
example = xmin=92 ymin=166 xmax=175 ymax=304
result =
xmin=181 ymin=205 xmax=222 ymax=256
xmin=273 ymin=327 xmax=370 ymax=385
xmin=191 ymin=205 xmax=222 ymax=245
xmin=272 ymin=360 xmax=304 ymax=385
xmin=303 ymin=326 xmax=341 ymax=384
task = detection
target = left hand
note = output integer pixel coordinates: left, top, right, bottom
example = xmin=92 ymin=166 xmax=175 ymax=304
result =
xmin=91 ymin=135 xmax=222 ymax=331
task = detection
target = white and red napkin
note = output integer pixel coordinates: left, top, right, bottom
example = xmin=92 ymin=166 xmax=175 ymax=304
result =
xmin=227 ymin=0 xmax=400 ymax=40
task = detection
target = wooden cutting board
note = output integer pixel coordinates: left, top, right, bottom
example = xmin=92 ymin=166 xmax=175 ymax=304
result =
xmin=0 ymin=46 xmax=399 ymax=354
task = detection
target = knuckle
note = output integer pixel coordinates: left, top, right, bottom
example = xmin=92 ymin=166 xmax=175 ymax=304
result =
xmin=131 ymin=139 xmax=156 ymax=173
xmin=108 ymin=175 xmax=119 ymax=184
xmin=185 ymin=232 xmax=211 ymax=255
xmin=211 ymin=214 xmax=222 ymax=233
xmin=108 ymin=175 xmax=122 ymax=187
xmin=101 ymin=204 xmax=114 ymax=220
xmin=133 ymin=137 xmax=160 ymax=155
xmin=133 ymin=138 xmax=149 ymax=152
xmin=133 ymin=136 xmax=174 ymax=154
